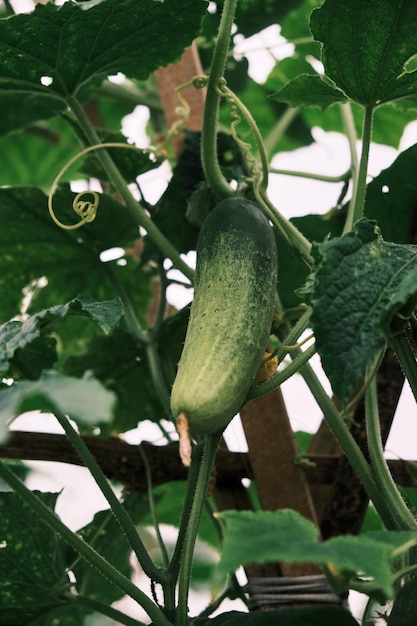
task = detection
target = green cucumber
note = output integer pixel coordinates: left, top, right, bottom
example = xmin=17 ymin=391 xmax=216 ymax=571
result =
xmin=170 ymin=197 xmax=278 ymax=436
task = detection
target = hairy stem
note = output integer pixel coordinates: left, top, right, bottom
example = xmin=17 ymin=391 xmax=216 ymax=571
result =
xmin=52 ymin=409 xmax=165 ymax=583
xmin=67 ymin=96 xmax=194 ymax=281
xmin=298 ymin=360 xmax=402 ymax=528
xmin=0 ymin=461 xmax=173 ymax=626
xmin=201 ymin=0 xmax=238 ymax=198
xmin=365 ymin=374 xmax=417 ymax=530
xmin=176 ymin=432 xmax=222 ymax=626
xmin=343 ymin=105 xmax=373 ymax=233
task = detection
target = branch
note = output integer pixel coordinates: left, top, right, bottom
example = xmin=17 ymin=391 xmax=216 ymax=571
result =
xmin=0 ymin=431 xmax=415 ymax=489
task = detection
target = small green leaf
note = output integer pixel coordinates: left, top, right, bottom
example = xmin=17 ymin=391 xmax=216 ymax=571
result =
xmin=310 ymin=0 xmax=417 ymax=107
xmin=272 ymin=74 xmax=347 ymax=109
xmin=0 ymin=491 xmax=67 ymax=625
xmin=218 ymin=509 xmax=417 ymax=600
xmin=0 ymin=371 xmax=116 ymax=440
xmin=309 ymin=220 xmax=417 ymax=402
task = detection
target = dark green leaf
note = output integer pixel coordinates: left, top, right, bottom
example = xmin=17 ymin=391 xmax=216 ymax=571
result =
xmin=364 ymin=143 xmax=417 ymax=243
xmin=196 ymin=606 xmax=359 ymax=626
xmin=275 ymin=208 xmax=345 ymax=310
xmin=272 ymin=74 xmax=347 ymax=109
xmin=0 ymin=295 xmax=123 ymax=379
xmin=0 ymin=371 xmax=116 ymax=441
xmin=0 ymin=492 xmax=66 ymax=626
xmin=63 ymin=329 xmax=164 ymax=434
xmin=310 ymin=0 xmax=417 ymax=107
xmin=388 ymin=577 xmax=417 ymax=626
xmin=309 ymin=221 xmax=417 ymax=402
xmin=0 ymin=0 xmax=207 ymax=102
xmin=218 ymin=509 xmax=417 ymax=599
xmin=0 ymin=93 xmax=65 ymax=138
xmin=0 ymin=185 xmax=148 ymax=324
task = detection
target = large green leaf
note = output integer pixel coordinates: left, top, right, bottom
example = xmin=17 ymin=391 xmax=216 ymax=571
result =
xmin=0 ymin=0 xmax=207 ymax=132
xmin=217 ymin=509 xmax=417 ymax=600
xmin=309 ymin=220 xmax=417 ymax=402
xmin=0 ymin=185 xmax=151 ymax=324
xmin=196 ymin=607 xmax=359 ymax=626
xmin=310 ymin=0 xmax=417 ymax=108
xmin=0 ymin=371 xmax=116 ymax=441
xmin=0 ymin=492 xmax=67 ymax=626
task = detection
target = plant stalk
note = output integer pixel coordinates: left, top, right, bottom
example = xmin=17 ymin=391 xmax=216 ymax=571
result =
xmin=176 ymin=432 xmax=222 ymax=626
xmin=201 ymin=0 xmax=238 ymax=198
xmin=52 ymin=409 xmax=165 ymax=583
xmin=343 ymin=105 xmax=373 ymax=233
xmin=0 ymin=461 xmax=173 ymax=626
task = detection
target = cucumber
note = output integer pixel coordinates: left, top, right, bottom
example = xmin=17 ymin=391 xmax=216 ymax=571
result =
xmin=170 ymin=197 xmax=278 ymax=436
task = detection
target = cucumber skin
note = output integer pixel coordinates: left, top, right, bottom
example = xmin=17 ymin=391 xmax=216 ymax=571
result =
xmin=170 ymin=197 xmax=278 ymax=435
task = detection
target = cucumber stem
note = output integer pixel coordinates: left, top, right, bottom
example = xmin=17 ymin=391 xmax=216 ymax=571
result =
xmin=201 ymin=0 xmax=238 ymax=198
xmin=176 ymin=432 xmax=222 ymax=626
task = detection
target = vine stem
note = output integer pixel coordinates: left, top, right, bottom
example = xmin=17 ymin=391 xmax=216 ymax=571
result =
xmin=66 ymin=96 xmax=194 ymax=282
xmin=0 ymin=461 xmax=173 ymax=626
xmin=297 ymin=359 xmax=403 ymax=528
xmin=176 ymin=432 xmax=223 ymax=626
xmin=390 ymin=331 xmax=417 ymax=403
xmin=52 ymin=409 xmax=165 ymax=583
xmin=343 ymin=105 xmax=374 ymax=233
xmin=201 ymin=0 xmax=238 ymax=198
xmin=365 ymin=373 xmax=417 ymax=530
xmin=269 ymin=166 xmax=351 ymax=183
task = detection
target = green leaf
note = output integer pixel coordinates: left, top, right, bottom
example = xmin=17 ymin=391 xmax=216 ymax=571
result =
xmin=309 ymin=220 xmax=417 ymax=402
xmin=0 ymin=295 xmax=123 ymax=379
xmin=364 ymin=143 xmax=417 ymax=243
xmin=310 ymin=0 xmax=417 ymax=108
xmin=388 ymin=577 xmax=417 ymax=626
xmin=0 ymin=371 xmax=116 ymax=441
xmin=0 ymin=0 xmax=207 ymax=102
xmin=63 ymin=329 xmax=163 ymax=434
xmin=217 ymin=509 xmax=417 ymax=600
xmin=272 ymin=74 xmax=347 ymax=109
xmin=196 ymin=606 xmax=359 ymax=626
xmin=0 ymin=491 xmax=67 ymax=626
xmin=0 ymin=185 xmax=149 ymax=324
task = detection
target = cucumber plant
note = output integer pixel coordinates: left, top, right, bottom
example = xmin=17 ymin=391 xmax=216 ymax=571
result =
xmin=1 ymin=1 xmax=417 ymax=625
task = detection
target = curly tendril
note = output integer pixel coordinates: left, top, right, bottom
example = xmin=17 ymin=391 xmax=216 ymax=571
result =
xmin=49 ymin=78 xmax=206 ymax=230
xmin=48 ymin=142 xmax=147 ymax=230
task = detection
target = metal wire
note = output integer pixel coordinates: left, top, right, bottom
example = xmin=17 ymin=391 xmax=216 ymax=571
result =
xmin=244 ymin=575 xmax=346 ymax=610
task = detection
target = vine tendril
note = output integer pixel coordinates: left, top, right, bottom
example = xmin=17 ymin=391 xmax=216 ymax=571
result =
xmin=48 ymin=142 xmax=146 ymax=230
xmin=49 ymin=78 xmax=208 ymax=231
